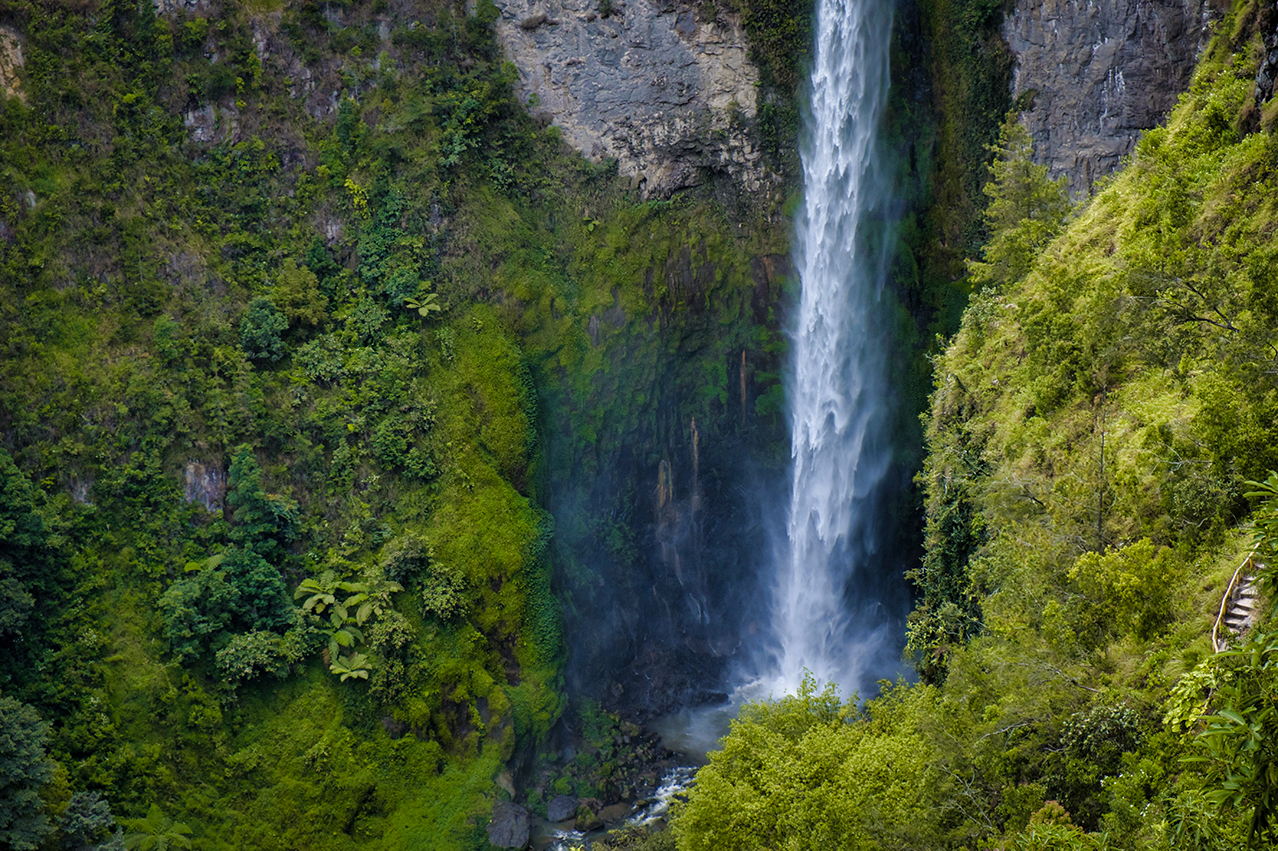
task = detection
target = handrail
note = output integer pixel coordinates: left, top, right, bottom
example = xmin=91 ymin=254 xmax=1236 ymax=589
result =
xmin=1213 ymin=549 xmax=1257 ymax=653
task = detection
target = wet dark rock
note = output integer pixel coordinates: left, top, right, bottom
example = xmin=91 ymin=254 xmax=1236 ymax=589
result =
xmin=487 ymin=801 xmax=531 ymax=849
xmin=547 ymin=795 xmax=579 ymax=822
xmin=1256 ymin=4 xmax=1278 ymax=105
xmin=1005 ymin=0 xmax=1217 ymax=195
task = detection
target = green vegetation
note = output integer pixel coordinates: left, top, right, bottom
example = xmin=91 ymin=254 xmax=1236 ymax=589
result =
xmin=673 ymin=677 xmax=940 ymax=849
xmin=676 ymin=0 xmax=1278 ymax=847
xmin=965 ymin=116 xmax=1072 ymax=291
xmin=0 ymin=0 xmax=791 ymax=846
xmin=0 ymin=696 xmax=57 ymax=850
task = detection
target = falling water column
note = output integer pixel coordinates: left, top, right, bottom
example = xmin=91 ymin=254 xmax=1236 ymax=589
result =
xmin=769 ymin=0 xmax=899 ymax=695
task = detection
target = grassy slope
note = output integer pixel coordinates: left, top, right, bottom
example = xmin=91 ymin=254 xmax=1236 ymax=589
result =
xmin=906 ymin=0 xmax=1278 ymax=842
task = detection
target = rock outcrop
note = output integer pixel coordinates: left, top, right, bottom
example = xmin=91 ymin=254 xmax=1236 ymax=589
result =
xmin=0 ymin=25 xmax=24 ymax=103
xmin=152 ymin=0 xmax=211 ymax=14
xmin=1004 ymin=0 xmax=1215 ymax=195
xmin=183 ymin=461 xmax=226 ymax=512
xmin=491 ymin=0 xmax=771 ymax=197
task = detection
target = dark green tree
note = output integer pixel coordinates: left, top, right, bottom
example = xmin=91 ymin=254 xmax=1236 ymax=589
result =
xmin=967 ymin=115 xmax=1072 ymax=290
xmin=226 ymin=445 xmax=297 ymax=564
xmin=59 ymin=790 xmax=115 ymax=850
xmin=0 ymin=697 xmax=56 ymax=851
xmin=239 ymin=296 xmax=288 ymax=362
xmin=0 ymin=449 xmax=47 ymax=640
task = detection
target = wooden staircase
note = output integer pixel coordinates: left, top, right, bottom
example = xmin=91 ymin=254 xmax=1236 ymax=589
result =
xmin=1213 ymin=553 xmax=1264 ymax=653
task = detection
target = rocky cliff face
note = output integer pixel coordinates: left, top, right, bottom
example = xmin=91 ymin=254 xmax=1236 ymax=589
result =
xmin=491 ymin=0 xmax=774 ymax=197
xmin=0 ymin=25 xmax=24 ymax=104
xmin=1004 ymin=0 xmax=1215 ymax=195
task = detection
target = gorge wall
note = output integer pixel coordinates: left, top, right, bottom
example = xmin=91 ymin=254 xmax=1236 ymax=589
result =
xmin=1004 ymin=0 xmax=1216 ymax=194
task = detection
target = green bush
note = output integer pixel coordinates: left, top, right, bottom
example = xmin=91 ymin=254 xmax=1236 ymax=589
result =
xmin=240 ymin=297 xmax=289 ymax=362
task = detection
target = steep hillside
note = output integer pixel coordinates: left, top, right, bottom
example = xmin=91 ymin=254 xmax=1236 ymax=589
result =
xmin=674 ymin=0 xmax=1278 ymax=847
xmin=0 ymin=0 xmax=796 ymax=847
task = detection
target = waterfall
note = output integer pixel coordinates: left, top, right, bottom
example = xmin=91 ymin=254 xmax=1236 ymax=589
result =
xmin=766 ymin=0 xmax=900 ymax=696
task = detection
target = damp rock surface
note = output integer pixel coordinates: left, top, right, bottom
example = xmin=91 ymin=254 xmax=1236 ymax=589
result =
xmin=1005 ymin=0 xmax=1216 ymax=195
xmin=547 ymin=794 xmax=579 ymax=822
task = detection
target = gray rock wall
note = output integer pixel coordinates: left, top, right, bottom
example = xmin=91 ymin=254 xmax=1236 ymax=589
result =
xmin=491 ymin=0 xmax=773 ymax=197
xmin=1004 ymin=0 xmax=1215 ymax=195
xmin=0 ymin=25 xmax=24 ymax=104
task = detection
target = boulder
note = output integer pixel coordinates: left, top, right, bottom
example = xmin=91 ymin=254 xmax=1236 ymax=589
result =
xmin=487 ymin=801 xmax=530 ymax=849
xmin=547 ymin=794 xmax=578 ymax=822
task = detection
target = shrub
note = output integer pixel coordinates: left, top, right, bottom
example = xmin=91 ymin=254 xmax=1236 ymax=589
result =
xmin=240 ymin=297 xmax=288 ymax=362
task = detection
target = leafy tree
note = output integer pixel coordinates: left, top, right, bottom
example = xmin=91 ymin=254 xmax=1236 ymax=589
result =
xmin=1009 ymin=802 xmax=1103 ymax=850
xmin=121 ymin=806 xmax=191 ymax=851
xmin=0 ymin=697 xmax=56 ymax=851
xmin=672 ymin=676 xmax=941 ymax=850
xmin=273 ymin=259 xmax=328 ymax=328
xmin=1066 ymin=539 xmax=1180 ymax=647
xmin=226 ymin=445 xmax=297 ymax=563
xmin=214 ymin=626 xmax=317 ymax=684
xmin=967 ymin=115 xmax=1072 ymax=290
xmin=420 ymin=560 xmax=467 ymax=621
xmin=239 ymin=296 xmax=289 ymax=362
xmin=219 ymin=545 xmax=292 ymax=632
xmin=158 ymin=565 xmax=238 ymax=665
xmin=0 ymin=449 xmax=51 ymax=641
